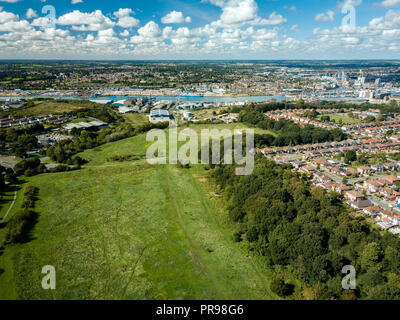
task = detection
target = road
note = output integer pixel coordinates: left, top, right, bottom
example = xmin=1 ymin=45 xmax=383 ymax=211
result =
xmin=368 ymin=195 xmax=393 ymax=211
xmin=1 ymin=187 xmax=17 ymax=223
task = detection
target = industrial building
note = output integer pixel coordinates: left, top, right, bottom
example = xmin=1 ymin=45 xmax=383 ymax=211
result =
xmin=149 ymin=109 xmax=171 ymax=123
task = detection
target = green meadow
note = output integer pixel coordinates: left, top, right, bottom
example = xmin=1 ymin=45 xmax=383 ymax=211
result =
xmin=317 ymin=113 xmax=360 ymax=124
xmin=6 ymin=100 xmax=101 ymax=117
xmin=0 ymin=131 xmax=276 ymax=300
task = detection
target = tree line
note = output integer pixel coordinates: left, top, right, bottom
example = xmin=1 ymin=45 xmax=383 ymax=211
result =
xmin=212 ymin=157 xmax=400 ymax=300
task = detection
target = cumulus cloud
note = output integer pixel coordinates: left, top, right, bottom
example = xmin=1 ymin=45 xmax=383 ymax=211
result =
xmin=0 ymin=2 xmax=399 ymax=59
xmin=120 ymin=30 xmax=129 ymax=37
xmin=114 ymin=8 xmax=139 ymax=28
xmin=161 ymin=11 xmax=191 ymax=24
xmin=379 ymin=0 xmax=400 ymax=7
xmin=205 ymin=0 xmax=286 ymax=27
xmin=26 ymin=8 xmax=37 ymax=19
xmin=337 ymin=0 xmax=362 ymax=8
xmin=315 ymin=10 xmax=335 ymax=22
xmin=130 ymin=21 xmax=162 ymax=43
xmin=57 ymin=10 xmax=115 ymax=31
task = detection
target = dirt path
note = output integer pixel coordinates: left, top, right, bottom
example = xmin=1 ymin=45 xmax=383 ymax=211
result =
xmin=1 ymin=187 xmax=17 ymax=223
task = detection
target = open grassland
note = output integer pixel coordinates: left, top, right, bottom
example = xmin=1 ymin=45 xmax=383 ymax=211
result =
xmin=185 ymin=122 xmax=277 ymax=136
xmin=317 ymin=113 xmax=360 ymax=124
xmin=6 ymin=100 xmax=101 ymax=117
xmin=122 ymin=113 xmax=149 ymax=127
xmin=0 ymin=131 xmax=276 ymax=300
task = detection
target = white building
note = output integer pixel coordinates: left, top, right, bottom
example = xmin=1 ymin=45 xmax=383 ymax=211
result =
xmin=182 ymin=111 xmax=194 ymax=121
xmin=149 ymin=109 xmax=170 ymax=123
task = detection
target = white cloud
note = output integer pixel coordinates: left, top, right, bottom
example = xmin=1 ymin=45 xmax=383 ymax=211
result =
xmin=337 ymin=0 xmax=362 ymax=8
xmin=380 ymin=0 xmax=400 ymax=7
xmin=26 ymin=8 xmax=37 ymax=19
xmin=114 ymin=8 xmax=139 ymax=28
xmin=0 ymin=2 xmax=399 ymax=59
xmin=205 ymin=0 xmax=286 ymax=27
xmin=130 ymin=21 xmax=162 ymax=43
xmin=0 ymin=10 xmax=18 ymax=24
xmin=71 ymin=0 xmax=83 ymax=4
xmin=57 ymin=10 xmax=115 ymax=31
xmin=284 ymin=5 xmax=297 ymax=11
xmin=120 ymin=30 xmax=130 ymax=37
xmin=161 ymin=11 xmax=191 ymax=24
xmin=315 ymin=10 xmax=335 ymax=22
xmin=220 ymin=0 xmax=260 ymax=25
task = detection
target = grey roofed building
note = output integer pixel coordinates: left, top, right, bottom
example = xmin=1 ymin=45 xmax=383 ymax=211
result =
xmin=149 ymin=109 xmax=170 ymax=123
xmin=64 ymin=120 xmax=108 ymax=132
xmin=350 ymin=199 xmax=373 ymax=210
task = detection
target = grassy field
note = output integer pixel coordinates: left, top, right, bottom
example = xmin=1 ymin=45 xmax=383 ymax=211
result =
xmin=317 ymin=113 xmax=360 ymax=124
xmin=122 ymin=113 xmax=149 ymax=127
xmin=4 ymin=100 xmax=102 ymax=117
xmin=0 ymin=130 xmax=276 ymax=300
xmin=184 ymin=122 xmax=277 ymax=137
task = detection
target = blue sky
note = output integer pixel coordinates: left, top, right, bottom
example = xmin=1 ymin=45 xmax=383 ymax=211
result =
xmin=0 ymin=0 xmax=399 ymax=59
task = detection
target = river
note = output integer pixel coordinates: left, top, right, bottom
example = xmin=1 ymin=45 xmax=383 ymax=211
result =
xmin=1 ymin=95 xmax=290 ymax=104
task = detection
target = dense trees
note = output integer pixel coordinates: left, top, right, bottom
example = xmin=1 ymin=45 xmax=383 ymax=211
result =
xmin=345 ymin=150 xmax=357 ymax=164
xmin=270 ymin=278 xmax=295 ymax=297
xmin=0 ymin=124 xmax=43 ymax=157
xmin=212 ymin=157 xmax=400 ymax=299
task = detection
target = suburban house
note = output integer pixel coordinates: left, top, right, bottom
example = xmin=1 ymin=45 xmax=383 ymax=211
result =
xmin=371 ymin=164 xmax=385 ymax=173
xmin=330 ymin=166 xmax=342 ymax=176
xmin=345 ymin=190 xmax=365 ymax=202
xmin=385 ymin=176 xmax=400 ymax=186
xmin=298 ymin=165 xmax=315 ymax=175
xmin=321 ymin=182 xmax=338 ymax=191
xmin=380 ymin=210 xmax=400 ymax=226
xmin=385 ymin=163 xmax=400 ymax=171
xmin=358 ymin=166 xmax=373 ymax=176
xmin=314 ymin=172 xmax=332 ymax=184
xmin=335 ymin=184 xmax=352 ymax=194
xmin=364 ymin=179 xmax=385 ymax=193
xmin=314 ymin=157 xmax=329 ymax=167
xmin=363 ymin=206 xmax=382 ymax=216
xmin=354 ymin=182 xmax=365 ymax=191
xmin=344 ymin=168 xmax=358 ymax=177
xmin=379 ymin=187 xmax=400 ymax=201
xmin=351 ymin=199 xmax=373 ymax=210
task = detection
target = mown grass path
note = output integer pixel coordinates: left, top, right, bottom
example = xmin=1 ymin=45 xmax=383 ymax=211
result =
xmin=1 ymin=187 xmax=17 ymax=223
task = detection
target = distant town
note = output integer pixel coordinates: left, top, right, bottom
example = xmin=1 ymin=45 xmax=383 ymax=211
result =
xmin=2 ymin=60 xmax=400 ymax=301
xmin=1 ymin=61 xmax=400 ymax=103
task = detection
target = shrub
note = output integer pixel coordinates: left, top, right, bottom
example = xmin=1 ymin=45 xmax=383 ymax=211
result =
xmin=270 ymin=278 xmax=295 ymax=297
